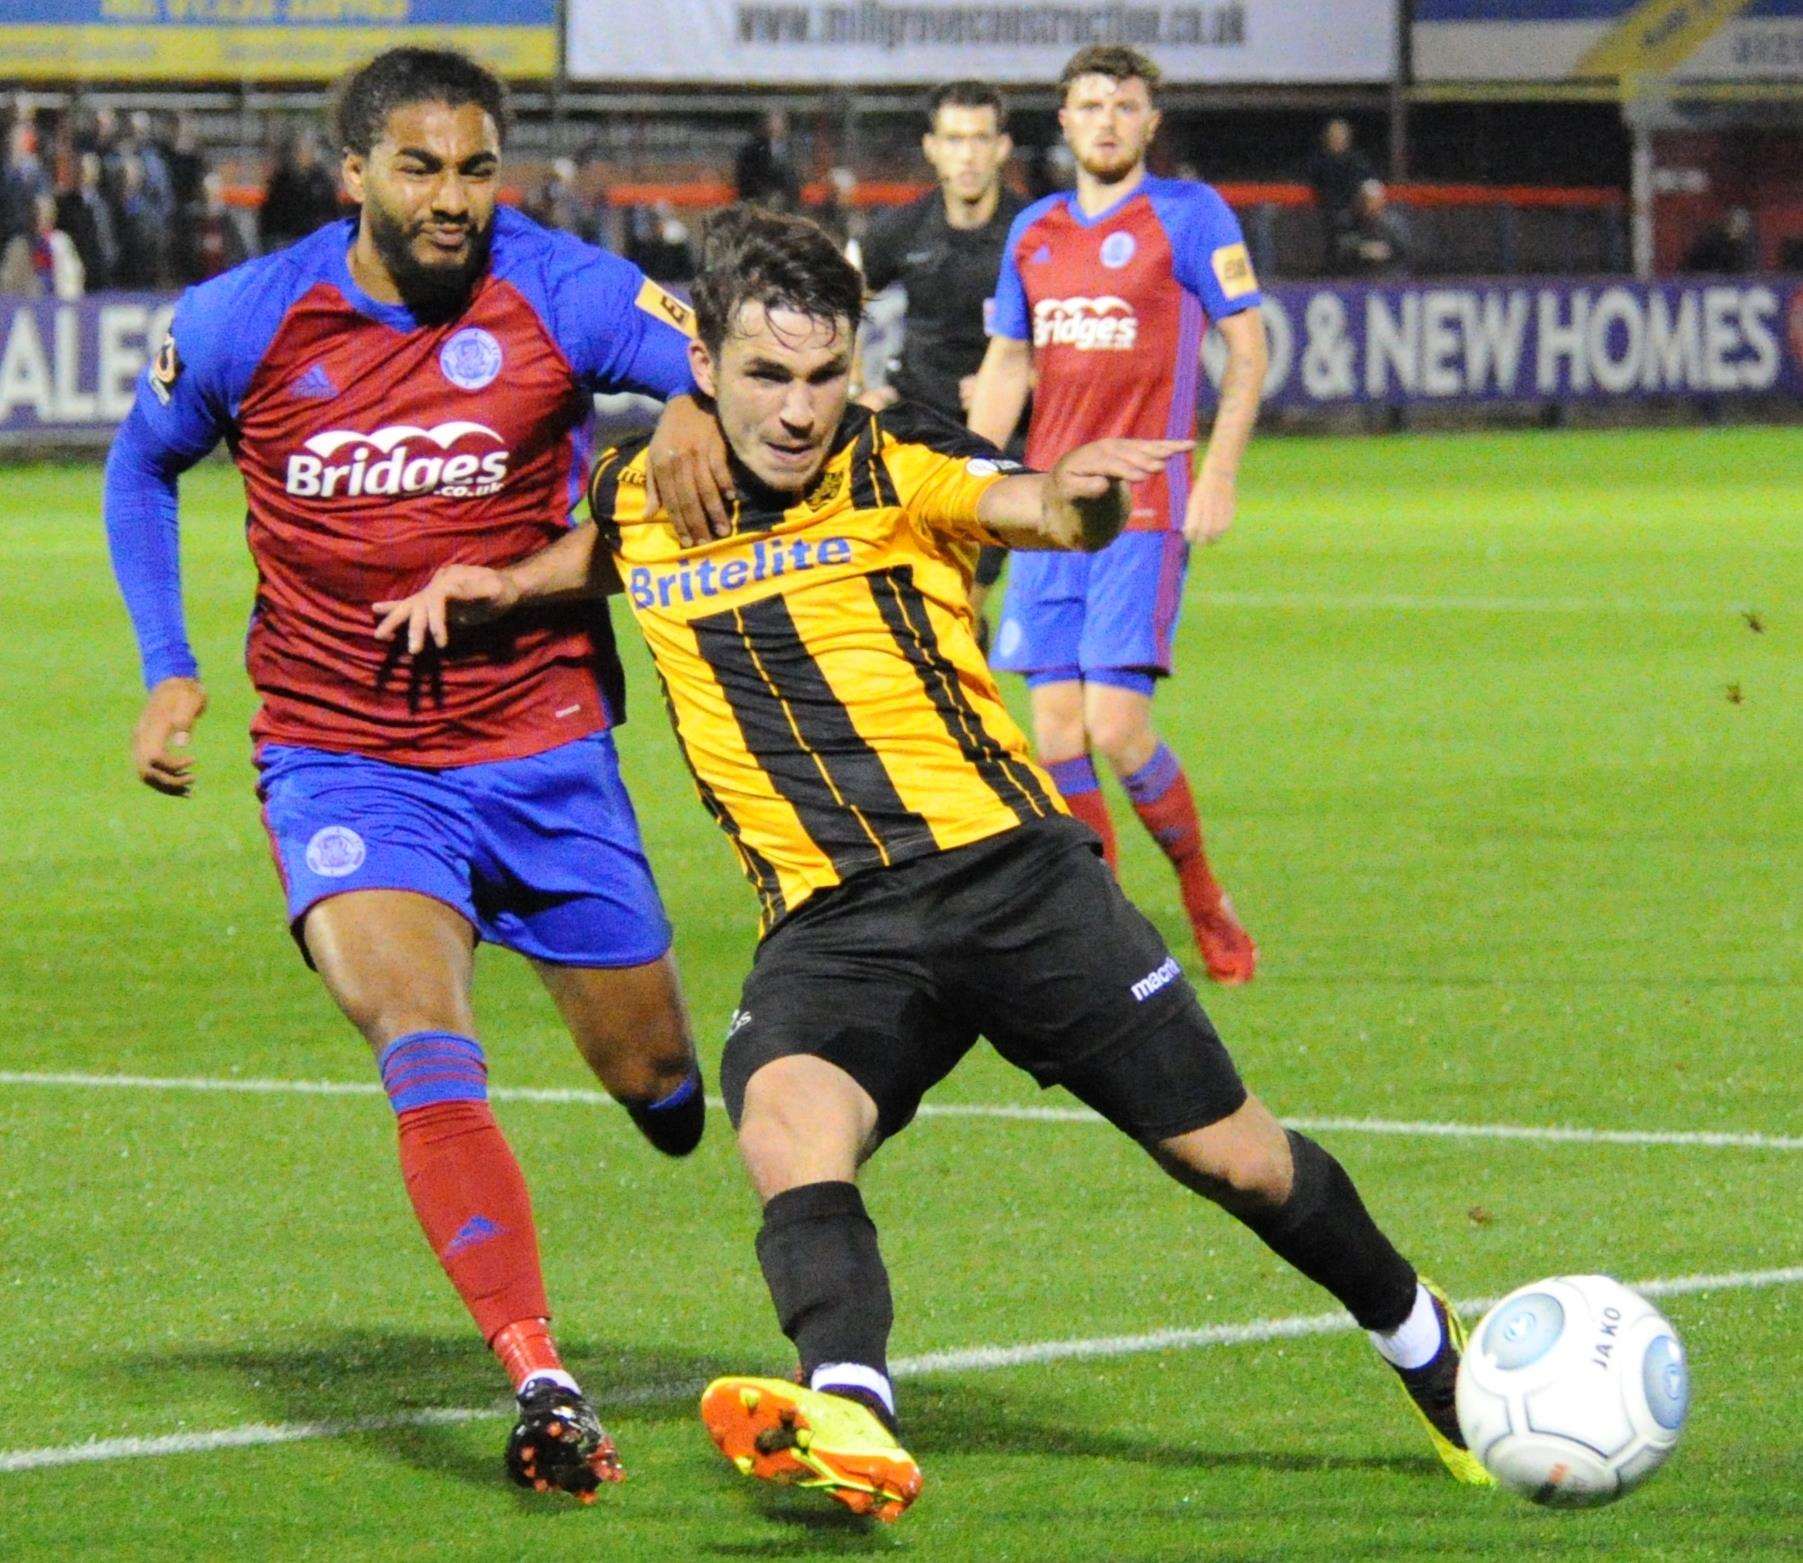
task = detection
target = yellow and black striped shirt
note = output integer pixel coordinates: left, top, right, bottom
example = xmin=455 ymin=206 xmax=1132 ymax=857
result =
xmin=589 ymin=402 xmax=1065 ymax=934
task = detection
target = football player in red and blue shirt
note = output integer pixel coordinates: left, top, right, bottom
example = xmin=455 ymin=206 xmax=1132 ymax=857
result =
xmin=968 ymin=44 xmax=1268 ymax=985
xmin=103 ymin=49 xmax=729 ymax=1499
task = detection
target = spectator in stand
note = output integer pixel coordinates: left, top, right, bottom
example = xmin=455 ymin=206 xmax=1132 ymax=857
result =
xmin=734 ymin=108 xmax=801 ymax=211
xmin=0 ymin=191 xmax=84 ymax=298
xmin=3 ymin=115 xmax=50 ymax=250
xmin=260 ymin=127 xmax=342 ymax=253
xmin=113 ymin=154 xmax=169 ymax=288
xmin=166 ymin=114 xmax=209 ymax=217
xmin=109 ymin=112 xmax=177 ymax=286
xmin=524 ymin=156 xmax=598 ymax=241
xmin=1683 ymin=207 xmax=1755 ymax=274
xmin=184 ymin=170 xmax=250 ymax=281
xmin=72 ymin=103 xmax=118 ymax=160
xmin=808 ymin=165 xmax=861 ymax=247
xmin=1332 ymin=179 xmax=1411 ymax=279
xmin=1307 ymin=117 xmax=1376 ymax=269
xmin=57 ymin=151 xmax=120 ymax=291
xmin=625 ymin=199 xmax=695 ymax=282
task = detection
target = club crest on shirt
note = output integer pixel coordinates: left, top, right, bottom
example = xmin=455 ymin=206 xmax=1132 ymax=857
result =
xmin=149 ymin=331 xmax=181 ymax=405
xmin=439 ymin=327 xmax=503 ymax=391
xmin=805 ymin=467 xmax=844 ymax=509
xmin=304 ymin=826 xmax=366 ymax=878
xmin=1100 ymin=231 xmax=1136 ymax=270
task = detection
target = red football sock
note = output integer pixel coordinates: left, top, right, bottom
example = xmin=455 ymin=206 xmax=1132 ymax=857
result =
xmin=1122 ymin=743 xmax=1222 ymax=923
xmin=377 ymin=1031 xmax=555 ymax=1375
xmin=1046 ymin=754 xmax=1118 ymax=871
xmin=492 ymin=1318 xmax=566 ymax=1391
xmin=396 ymin=1098 xmax=552 ymax=1347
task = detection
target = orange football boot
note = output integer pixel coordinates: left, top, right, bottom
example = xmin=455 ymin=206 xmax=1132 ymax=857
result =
xmin=700 ymin=1376 xmax=922 ymax=1523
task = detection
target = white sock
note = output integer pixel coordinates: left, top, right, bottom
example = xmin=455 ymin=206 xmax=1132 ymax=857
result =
xmin=810 ymin=1362 xmax=895 ymax=1418
xmin=518 ymin=1368 xmax=581 ymax=1397
xmin=1369 ymin=1283 xmax=1445 ymax=1370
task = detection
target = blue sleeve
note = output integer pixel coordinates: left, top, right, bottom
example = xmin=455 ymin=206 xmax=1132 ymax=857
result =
xmin=546 ymin=240 xmax=698 ymax=399
xmin=1154 ymin=183 xmax=1263 ymax=321
xmin=989 ymin=205 xmax=1038 ymax=342
xmin=102 ymin=280 xmax=246 ymax=689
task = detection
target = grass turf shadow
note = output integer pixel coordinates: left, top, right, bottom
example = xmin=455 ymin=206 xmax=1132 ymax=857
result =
xmin=116 ymin=1329 xmax=734 ymax=1494
xmin=901 ymin=1378 xmax=1434 ymax=1480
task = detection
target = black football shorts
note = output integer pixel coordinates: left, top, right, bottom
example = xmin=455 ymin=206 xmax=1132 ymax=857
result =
xmin=719 ymin=817 xmax=1247 ymax=1145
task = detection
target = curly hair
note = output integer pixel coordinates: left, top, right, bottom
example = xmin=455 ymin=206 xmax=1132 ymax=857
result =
xmin=1058 ymin=45 xmax=1162 ymax=100
xmin=692 ymin=204 xmax=864 ymax=356
xmin=333 ymin=48 xmax=510 ymax=157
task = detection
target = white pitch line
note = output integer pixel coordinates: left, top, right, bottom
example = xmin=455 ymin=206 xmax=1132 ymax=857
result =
xmin=1 ymin=1070 xmax=1797 ymax=1151
xmin=1192 ymin=589 xmax=1744 ymax=616
xmin=3 ymin=1265 xmax=1797 ymax=1476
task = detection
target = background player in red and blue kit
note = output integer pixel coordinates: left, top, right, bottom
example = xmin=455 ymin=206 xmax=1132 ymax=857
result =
xmin=968 ymin=45 xmax=1268 ymax=985
xmin=102 ymin=49 xmax=731 ymax=1500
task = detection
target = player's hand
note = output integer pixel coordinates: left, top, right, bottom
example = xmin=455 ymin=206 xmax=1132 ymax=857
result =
xmin=1051 ymin=438 xmax=1193 ymax=501
xmin=856 ymin=385 xmax=900 ymax=412
xmin=372 ymin=565 xmax=521 ymax=655
xmin=133 ymin=676 xmax=207 ymax=798
xmin=645 ymin=394 xmax=735 ymax=547
xmin=1184 ymin=468 xmax=1238 ymax=545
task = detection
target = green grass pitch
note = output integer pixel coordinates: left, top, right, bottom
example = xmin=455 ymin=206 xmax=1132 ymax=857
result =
xmin=0 ymin=426 xmax=1798 ymax=1559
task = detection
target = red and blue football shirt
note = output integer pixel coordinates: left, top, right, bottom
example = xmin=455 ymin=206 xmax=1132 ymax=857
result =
xmin=991 ymin=176 xmax=1261 ymax=532
xmin=105 ymin=207 xmax=696 ymax=767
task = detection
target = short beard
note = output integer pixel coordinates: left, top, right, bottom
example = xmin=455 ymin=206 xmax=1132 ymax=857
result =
xmin=364 ymin=199 xmax=492 ymax=321
xmin=1079 ymin=148 xmax=1143 ymax=185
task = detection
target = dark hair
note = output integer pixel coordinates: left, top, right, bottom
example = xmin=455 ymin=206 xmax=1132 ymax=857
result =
xmin=692 ymin=204 xmax=863 ymax=356
xmin=927 ymin=79 xmax=1006 ymax=132
xmin=333 ymin=48 xmax=510 ymax=157
xmin=1058 ymin=45 xmax=1162 ymax=100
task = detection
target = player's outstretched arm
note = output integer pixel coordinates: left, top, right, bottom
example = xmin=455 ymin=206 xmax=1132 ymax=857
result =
xmin=645 ymin=396 xmax=736 ymax=547
xmin=1186 ymin=307 xmax=1267 ymax=546
xmin=966 ymin=336 xmax=1032 ymax=449
xmin=371 ymin=523 xmax=621 ymax=655
xmin=977 ymin=438 xmax=1193 ymax=553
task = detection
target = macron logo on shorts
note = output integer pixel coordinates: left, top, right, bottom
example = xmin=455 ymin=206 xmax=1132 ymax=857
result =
xmin=1130 ymin=954 xmax=1182 ymax=1003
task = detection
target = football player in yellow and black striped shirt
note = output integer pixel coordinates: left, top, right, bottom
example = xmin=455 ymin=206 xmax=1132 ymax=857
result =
xmin=373 ymin=205 xmax=1492 ymax=1522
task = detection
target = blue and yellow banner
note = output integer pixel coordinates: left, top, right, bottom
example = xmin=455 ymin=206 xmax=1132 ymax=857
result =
xmin=1414 ymin=0 xmax=1803 ymax=83
xmin=0 ymin=0 xmax=555 ymax=81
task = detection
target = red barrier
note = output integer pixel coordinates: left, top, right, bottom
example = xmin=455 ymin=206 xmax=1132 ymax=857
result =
xmin=218 ymin=178 xmax=1624 ymax=212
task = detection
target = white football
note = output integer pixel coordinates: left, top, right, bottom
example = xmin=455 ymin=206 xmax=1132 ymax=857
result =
xmin=1455 ymin=1274 xmax=1689 ymax=1507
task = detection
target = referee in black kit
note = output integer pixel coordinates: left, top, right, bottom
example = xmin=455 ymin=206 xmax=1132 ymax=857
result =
xmin=852 ymin=80 xmax=1026 ymax=644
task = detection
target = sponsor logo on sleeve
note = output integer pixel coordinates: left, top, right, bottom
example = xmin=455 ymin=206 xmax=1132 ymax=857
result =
xmin=964 ymin=457 xmax=1024 ymax=477
xmin=439 ymin=327 xmax=503 ymax=391
xmin=1211 ymin=242 xmax=1257 ymax=301
xmin=636 ymin=278 xmax=695 ymax=337
xmin=149 ymin=332 xmax=181 ymax=405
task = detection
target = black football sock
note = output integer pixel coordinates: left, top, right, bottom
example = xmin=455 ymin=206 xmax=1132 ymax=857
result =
xmin=625 ymin=1069 xmax=705 ymax=1157
xmin=1232 ymin=1130 xmax=1418 ymax=1331
xmin=756 ymin=1180 xmax=896 ymax=1424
